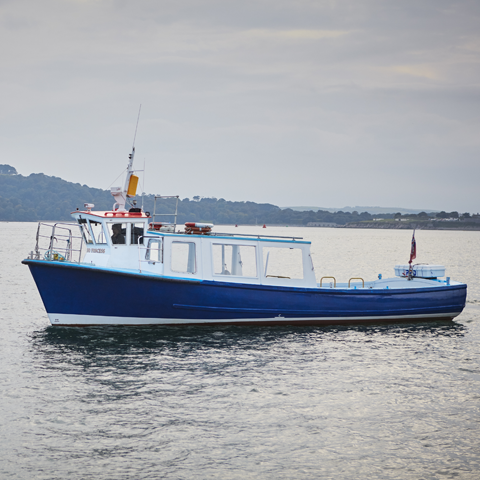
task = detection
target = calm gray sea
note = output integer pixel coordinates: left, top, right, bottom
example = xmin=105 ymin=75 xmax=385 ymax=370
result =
xmin=1 ymin=223 xmax=479 ymax=479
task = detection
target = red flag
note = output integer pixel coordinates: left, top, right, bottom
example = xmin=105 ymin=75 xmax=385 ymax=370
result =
xmin=409 ymin=230 xmax=416 ymax=264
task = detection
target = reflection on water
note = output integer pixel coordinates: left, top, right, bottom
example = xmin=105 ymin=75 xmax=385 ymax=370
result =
xmin=30 ymin=321 xmax=467 ymax=357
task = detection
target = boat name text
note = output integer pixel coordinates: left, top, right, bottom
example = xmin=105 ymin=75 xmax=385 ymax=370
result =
xmin=87 ymin=248 xmax=105 ymax=254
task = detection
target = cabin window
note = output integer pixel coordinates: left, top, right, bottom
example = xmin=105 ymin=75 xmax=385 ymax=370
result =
xmin=146 ymin=239 xmax=163 ymax=263
xmin=106 ymin=223 xmax=127 ymax=245
xmin=131 ymin=223 xmax=145 ymax=245
xmin=171 ymin=242 xmax=196 ymax=274
xmin=80 ymin=222 xmax=93 ymax=244
xmin=262 ymin=246 xmax=304 ymax=279
xmin=89 ymin=220 xmax=107 ymax=245
xmin=212 ymin=244 xmax=257 ymax=277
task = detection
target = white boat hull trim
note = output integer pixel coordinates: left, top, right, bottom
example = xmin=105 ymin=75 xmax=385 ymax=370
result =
xmin=48 ymin=312 xmax=463 ymax=327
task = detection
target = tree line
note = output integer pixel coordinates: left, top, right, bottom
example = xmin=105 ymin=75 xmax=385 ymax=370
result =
xmin=0 ymin=170 xmax=425 ymax=225
xmin=392 ymin=211 xmax=472 ymax=220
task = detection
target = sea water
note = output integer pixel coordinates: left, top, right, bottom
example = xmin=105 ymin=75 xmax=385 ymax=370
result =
xmin=1 ymin=223 xmax=479 ymax=479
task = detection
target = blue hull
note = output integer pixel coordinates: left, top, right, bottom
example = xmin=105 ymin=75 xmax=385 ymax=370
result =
xmin=23 ymin=260 xmax=467 ymax=326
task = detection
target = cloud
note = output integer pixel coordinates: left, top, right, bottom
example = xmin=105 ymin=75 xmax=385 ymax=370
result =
xmin=246 ymin=29 xmax=351 ymax=40
xmin=388 ymin=65 xmax=439 ymax=80
xmin=0 ymin=0 xmax=479 ymax=211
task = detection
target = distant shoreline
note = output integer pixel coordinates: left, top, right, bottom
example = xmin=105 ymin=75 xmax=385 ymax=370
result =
xmin=341 ymin=222 xmax=480 ymax=231
xmin=4 ymin=220 xmax=480 ymax=232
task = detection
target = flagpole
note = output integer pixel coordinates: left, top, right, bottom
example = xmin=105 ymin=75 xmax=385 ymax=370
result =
xmin=408 ymin=229 xmax=416 ymax=280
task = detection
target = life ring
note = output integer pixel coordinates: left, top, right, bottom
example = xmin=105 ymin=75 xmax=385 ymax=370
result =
xmin=149 ymin=222 xmax=164 ymax=230
xmin=184 ymin=222 xmax=213 ymax=235
xmin=185 ymin=222 xmax=214 ymax=228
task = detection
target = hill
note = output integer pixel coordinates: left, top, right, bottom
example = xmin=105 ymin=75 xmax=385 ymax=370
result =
xmin=0 ymin=164 xmax=18 ymax=175
xmin=0 ymin=173 xmax=114 ymax=221
xmin=0 ymin=171 xmax=391 ymax=225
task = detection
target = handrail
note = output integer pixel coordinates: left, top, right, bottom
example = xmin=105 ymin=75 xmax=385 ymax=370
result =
xmin=212 ymin=232 xmax=304 ymax=240
xmin=152 ymin=195 xmax=179 ymax=232
xmin=32 ymin=222 xmax=84 ymax=263
xmin=320 ymin=276 xmax=336 ymax=287
xmin=137 ymin=235 xmax=164 ymax=272
xmin=348 ymin=277 xmax=364 ymax=288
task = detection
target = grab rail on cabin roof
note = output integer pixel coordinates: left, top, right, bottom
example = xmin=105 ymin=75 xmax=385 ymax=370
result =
xmin=210 ymin=232 xmax=304 ymax=240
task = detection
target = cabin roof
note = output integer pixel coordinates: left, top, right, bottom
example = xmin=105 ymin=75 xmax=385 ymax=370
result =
xmin=71 ymin=211 xmax=309 ymax=244
xmin=149 ymin=231 xmax=310 ymax=245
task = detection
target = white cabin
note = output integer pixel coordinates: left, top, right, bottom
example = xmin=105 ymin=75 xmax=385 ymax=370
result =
xmin=71 ymin=210 xmax=318 ymax=288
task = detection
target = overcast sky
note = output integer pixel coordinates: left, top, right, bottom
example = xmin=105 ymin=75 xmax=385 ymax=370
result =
xmin=1 ymin=0 xmax=479 ymax=212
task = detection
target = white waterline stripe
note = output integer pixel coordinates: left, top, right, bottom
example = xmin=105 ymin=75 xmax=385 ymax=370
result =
xmin=48 ymin=312 xmax=461 ymax=326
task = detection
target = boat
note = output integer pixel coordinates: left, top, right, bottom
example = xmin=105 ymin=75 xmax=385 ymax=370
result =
xmin=22 ymin=147 xmax=467 ymax=327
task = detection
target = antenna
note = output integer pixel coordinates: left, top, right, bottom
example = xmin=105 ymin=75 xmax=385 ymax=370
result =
xmin=142 ymin=158 xmax=146 ymax=211
xmin=132 ymin=104 xmax=142 ymax=149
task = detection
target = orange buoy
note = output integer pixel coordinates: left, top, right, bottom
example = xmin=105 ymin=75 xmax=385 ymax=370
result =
xmin=263 ymin=224 xmax=266 ymax=228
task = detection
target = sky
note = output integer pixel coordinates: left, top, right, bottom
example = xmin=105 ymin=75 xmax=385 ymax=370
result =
xmin=1 ymin=0 xmax=479 ymax=212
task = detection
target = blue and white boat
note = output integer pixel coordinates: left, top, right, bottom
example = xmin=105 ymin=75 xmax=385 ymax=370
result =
xmin=23 ymin=148 xmax=467 ymax=326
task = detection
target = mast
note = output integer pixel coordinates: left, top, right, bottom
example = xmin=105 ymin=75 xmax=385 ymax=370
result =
xmin=111 ymin=107 xmax=141 ymax=211
xmin=111 ymin=147 xmax=138 ymax=211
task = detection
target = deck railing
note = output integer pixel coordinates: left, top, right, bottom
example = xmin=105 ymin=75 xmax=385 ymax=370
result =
xmin=30 ymin=222 xmax=85 ymax=264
